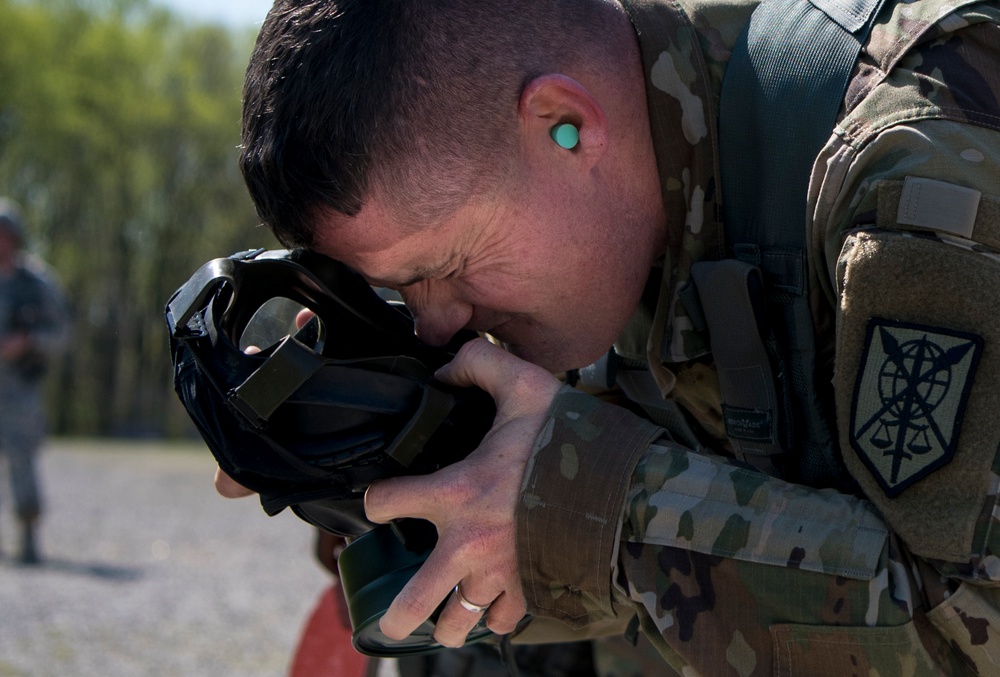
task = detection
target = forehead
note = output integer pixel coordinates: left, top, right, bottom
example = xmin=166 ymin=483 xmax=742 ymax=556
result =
xmin=312 ymin=200 xmax=467 ymax=285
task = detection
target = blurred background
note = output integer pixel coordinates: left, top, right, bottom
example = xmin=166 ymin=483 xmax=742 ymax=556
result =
xmin=0 ymin=0 xmax=277 ymax=438
xmin=0 ymin=1 xmax=341 ymax=675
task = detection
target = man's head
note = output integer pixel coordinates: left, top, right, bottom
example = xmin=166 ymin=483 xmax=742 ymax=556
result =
xmin=241 ymin=0 xmax=667 ymax=371
xmin=241 ymin=0 xmax=632 ymax=246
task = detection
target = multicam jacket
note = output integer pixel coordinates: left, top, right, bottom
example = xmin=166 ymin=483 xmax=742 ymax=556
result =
xmin=515 ymin=0 xmax=1000 ymax=674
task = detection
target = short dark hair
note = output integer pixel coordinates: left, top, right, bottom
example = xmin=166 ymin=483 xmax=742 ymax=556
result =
xmin=239 ymin=0 xmax=623 ymax=247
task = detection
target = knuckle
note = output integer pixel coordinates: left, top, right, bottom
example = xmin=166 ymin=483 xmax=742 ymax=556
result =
xmin=456 ymin=336 xmax=493 ymax=365
xmin=487 ymin=617 xmax=519 ymax=635
xmin=507 ymin=365 xmax=551 ymax=400
xmin=433 ymin=627 xmax=467 ymax=649
xmin=394 ymin=587 xmax=435 ymax=621
xmin=485 ymin=596 xmax=525 ymax=635
xmin=437 ymin=472 xmax=478 ymax=507
xmin=433 ymin=608 xmax=478 ymax=647
xmin=451 ymin=523 xmax=496 ymax=561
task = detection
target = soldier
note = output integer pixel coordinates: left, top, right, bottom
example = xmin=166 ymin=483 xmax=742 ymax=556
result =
xmin=226 ymin=0 xmax=1000 ymax=673
xmin=0 ymin=198 xmax=68 ymax=565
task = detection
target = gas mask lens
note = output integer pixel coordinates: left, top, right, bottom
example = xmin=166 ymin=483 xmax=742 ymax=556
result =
xmin=238 ymin=297 xmax=325 ymax=354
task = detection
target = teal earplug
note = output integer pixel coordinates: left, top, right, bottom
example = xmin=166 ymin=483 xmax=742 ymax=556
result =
xmin=550 ymin=123 xmax=579 ymax=150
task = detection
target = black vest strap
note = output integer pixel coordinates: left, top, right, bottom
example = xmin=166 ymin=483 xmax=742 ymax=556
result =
xmin=705 ymin=0 xmax=885 ymax=483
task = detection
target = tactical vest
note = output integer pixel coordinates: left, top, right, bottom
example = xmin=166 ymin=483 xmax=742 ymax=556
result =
xmin=693 ymin=0 xmax=890 ymax=488
xmin=1 ymin=266 xmax=56 ymax=380
xmin=587 ymin=0 xmax=897 ymax=491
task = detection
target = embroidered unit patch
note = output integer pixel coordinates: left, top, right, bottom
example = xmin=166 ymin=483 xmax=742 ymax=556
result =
xmin=850 ymin=318 xmax=983 ymax=498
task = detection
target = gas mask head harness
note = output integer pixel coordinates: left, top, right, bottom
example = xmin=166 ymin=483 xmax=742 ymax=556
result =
xmin=166 ymin=248 xmax=497 ymax=655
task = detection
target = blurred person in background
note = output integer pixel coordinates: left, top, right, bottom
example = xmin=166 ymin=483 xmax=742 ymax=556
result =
xmin=0 ymin=197 xmax=69 ymax=565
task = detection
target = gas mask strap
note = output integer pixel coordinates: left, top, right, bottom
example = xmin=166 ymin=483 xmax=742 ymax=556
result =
xmin=385 ymin=385 xmax=457 ymax=467
xmin=227 ymin=334 xmax=326 ymax=429
xmin=165 ymin=257 xmax=239 ymax=336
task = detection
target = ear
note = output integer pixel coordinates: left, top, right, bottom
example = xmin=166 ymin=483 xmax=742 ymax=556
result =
xmin=519 ymin=74 xmax=609 ymax=167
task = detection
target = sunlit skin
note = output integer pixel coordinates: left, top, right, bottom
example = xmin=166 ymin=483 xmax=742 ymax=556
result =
xmin=313 ymin=76 xmax=665 ymax=375
xmin=311 ymin=68 xmax=667 ymax=645
xmin=218 ymin=7 xmax=667 ymax=648
xmin=314 ymin=185 xmax=659 ymax=374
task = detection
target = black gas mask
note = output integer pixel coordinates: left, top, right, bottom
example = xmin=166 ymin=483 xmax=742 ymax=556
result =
xmin=166 ymin=248 xmax=497 ymax=655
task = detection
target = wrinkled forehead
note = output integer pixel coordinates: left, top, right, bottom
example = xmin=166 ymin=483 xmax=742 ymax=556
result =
xmin=311 ymin=197 xmax=426 ymax=256
xmin=309 ymin=201 xmax=449 ymax=285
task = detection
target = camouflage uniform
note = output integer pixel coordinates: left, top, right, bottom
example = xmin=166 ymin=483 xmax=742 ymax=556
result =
xmin=516 ymin=0 xmax=1000 ymax=674
xmin=0 ymin=255 xmax=68 ymax=526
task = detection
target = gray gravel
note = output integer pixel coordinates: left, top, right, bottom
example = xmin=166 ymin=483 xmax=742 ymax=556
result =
xmin=0 ymin=439 xmax=331 ymax=677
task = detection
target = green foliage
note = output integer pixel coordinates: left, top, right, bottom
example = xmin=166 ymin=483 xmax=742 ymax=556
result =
xmin=0 ymin=0 xmax=276 ymax=436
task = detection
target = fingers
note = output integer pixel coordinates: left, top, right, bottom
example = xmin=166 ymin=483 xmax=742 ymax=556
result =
xmin=367 ymin=338 xmax=543 ymax=646
xmin=295 ymin=308 xmax=316 ymax=330
xmin=386 ymin=574 xmax=525 ymax=647
xmin=435 ymin=585 xmax=523 ymax=643
xmin=379 ymin=540 xmax=467 ymax=641
xmin=213 ymin=467 xmax=255 ymax=498
xmin=367 ymin=512 xmax=528 ymax=646
xmin=483 ymin=589 xmax=524 ymax=635
xmin=435 ymin=338 xmax=561 ymax=417
xmin=364 ymin=473 xmax=458 ymax=524
xmin=432 ymin=585 xmax=496 ymax=647
xmin=435 ymin=338 xmax=530 ymax=391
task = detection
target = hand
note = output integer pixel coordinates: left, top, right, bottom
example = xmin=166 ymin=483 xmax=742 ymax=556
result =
xmin=364 ymin=338 xmax=562 ymax=647
xmin=214 ymin=467 xmax=255 ymax=498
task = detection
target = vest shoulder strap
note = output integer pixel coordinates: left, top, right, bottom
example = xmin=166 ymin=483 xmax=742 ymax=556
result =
xmin=700 ymin=0 xmax=886 ymax=482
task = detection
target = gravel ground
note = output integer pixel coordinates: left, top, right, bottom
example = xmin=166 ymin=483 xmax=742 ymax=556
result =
xmin=0 ymin=439 xmax=332 ymax=677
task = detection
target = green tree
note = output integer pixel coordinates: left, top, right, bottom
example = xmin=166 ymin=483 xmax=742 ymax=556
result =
xmin=0 ymin=0 xmax=275 ymax=436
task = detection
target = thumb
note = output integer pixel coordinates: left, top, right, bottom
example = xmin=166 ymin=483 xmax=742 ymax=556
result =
xmin=214 ymin=467 xmax=256 ymax=498
xmin=435 ymin=338 xmax=560 ymax=414
xmin=434 ymin=338 xmax=517 ymax=393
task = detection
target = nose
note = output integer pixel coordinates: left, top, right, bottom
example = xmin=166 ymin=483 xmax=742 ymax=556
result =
xmin=404 ymin=285 xmax=473 ymax=347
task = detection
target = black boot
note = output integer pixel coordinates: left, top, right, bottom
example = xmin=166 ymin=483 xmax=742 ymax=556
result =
xmin=18 ymin=517 xmax=40 ymax=565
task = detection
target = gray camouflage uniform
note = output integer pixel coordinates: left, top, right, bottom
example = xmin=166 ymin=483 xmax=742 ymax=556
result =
xmin=515 ymin=0 xmax=1000 ymax=674
xmin=0 ymin=250 xmax=68 ymax=527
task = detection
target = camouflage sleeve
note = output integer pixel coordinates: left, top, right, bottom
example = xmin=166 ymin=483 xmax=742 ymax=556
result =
xmin=517 ymin=386 xmax=973 ymax=674
xmin=816 ymin=4 xmax=1000 ymax=673
xmin=516 ymin=386 xmax=664 ymax=628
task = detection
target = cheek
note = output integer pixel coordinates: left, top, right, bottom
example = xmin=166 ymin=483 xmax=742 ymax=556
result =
xmin=394 ymin=284 xmax=441 ymax=323
xmin=397 ymin=284 xmax=426 ymax=310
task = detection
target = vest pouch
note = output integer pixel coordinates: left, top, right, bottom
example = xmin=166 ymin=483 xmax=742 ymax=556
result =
xmin=690 ymin=259 xmax=788 ymax=476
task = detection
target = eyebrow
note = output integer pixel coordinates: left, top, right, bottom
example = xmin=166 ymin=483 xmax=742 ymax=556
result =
xmin=370 ymin=258 xmax=454 ymax=289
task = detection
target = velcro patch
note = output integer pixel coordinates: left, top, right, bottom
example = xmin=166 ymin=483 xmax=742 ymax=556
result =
xmin=850 ymin=319 xmax=982 ymax=498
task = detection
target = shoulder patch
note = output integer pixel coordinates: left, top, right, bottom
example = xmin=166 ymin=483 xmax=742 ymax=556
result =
xmin=850 ymin=318 xmax=983 ymax=498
